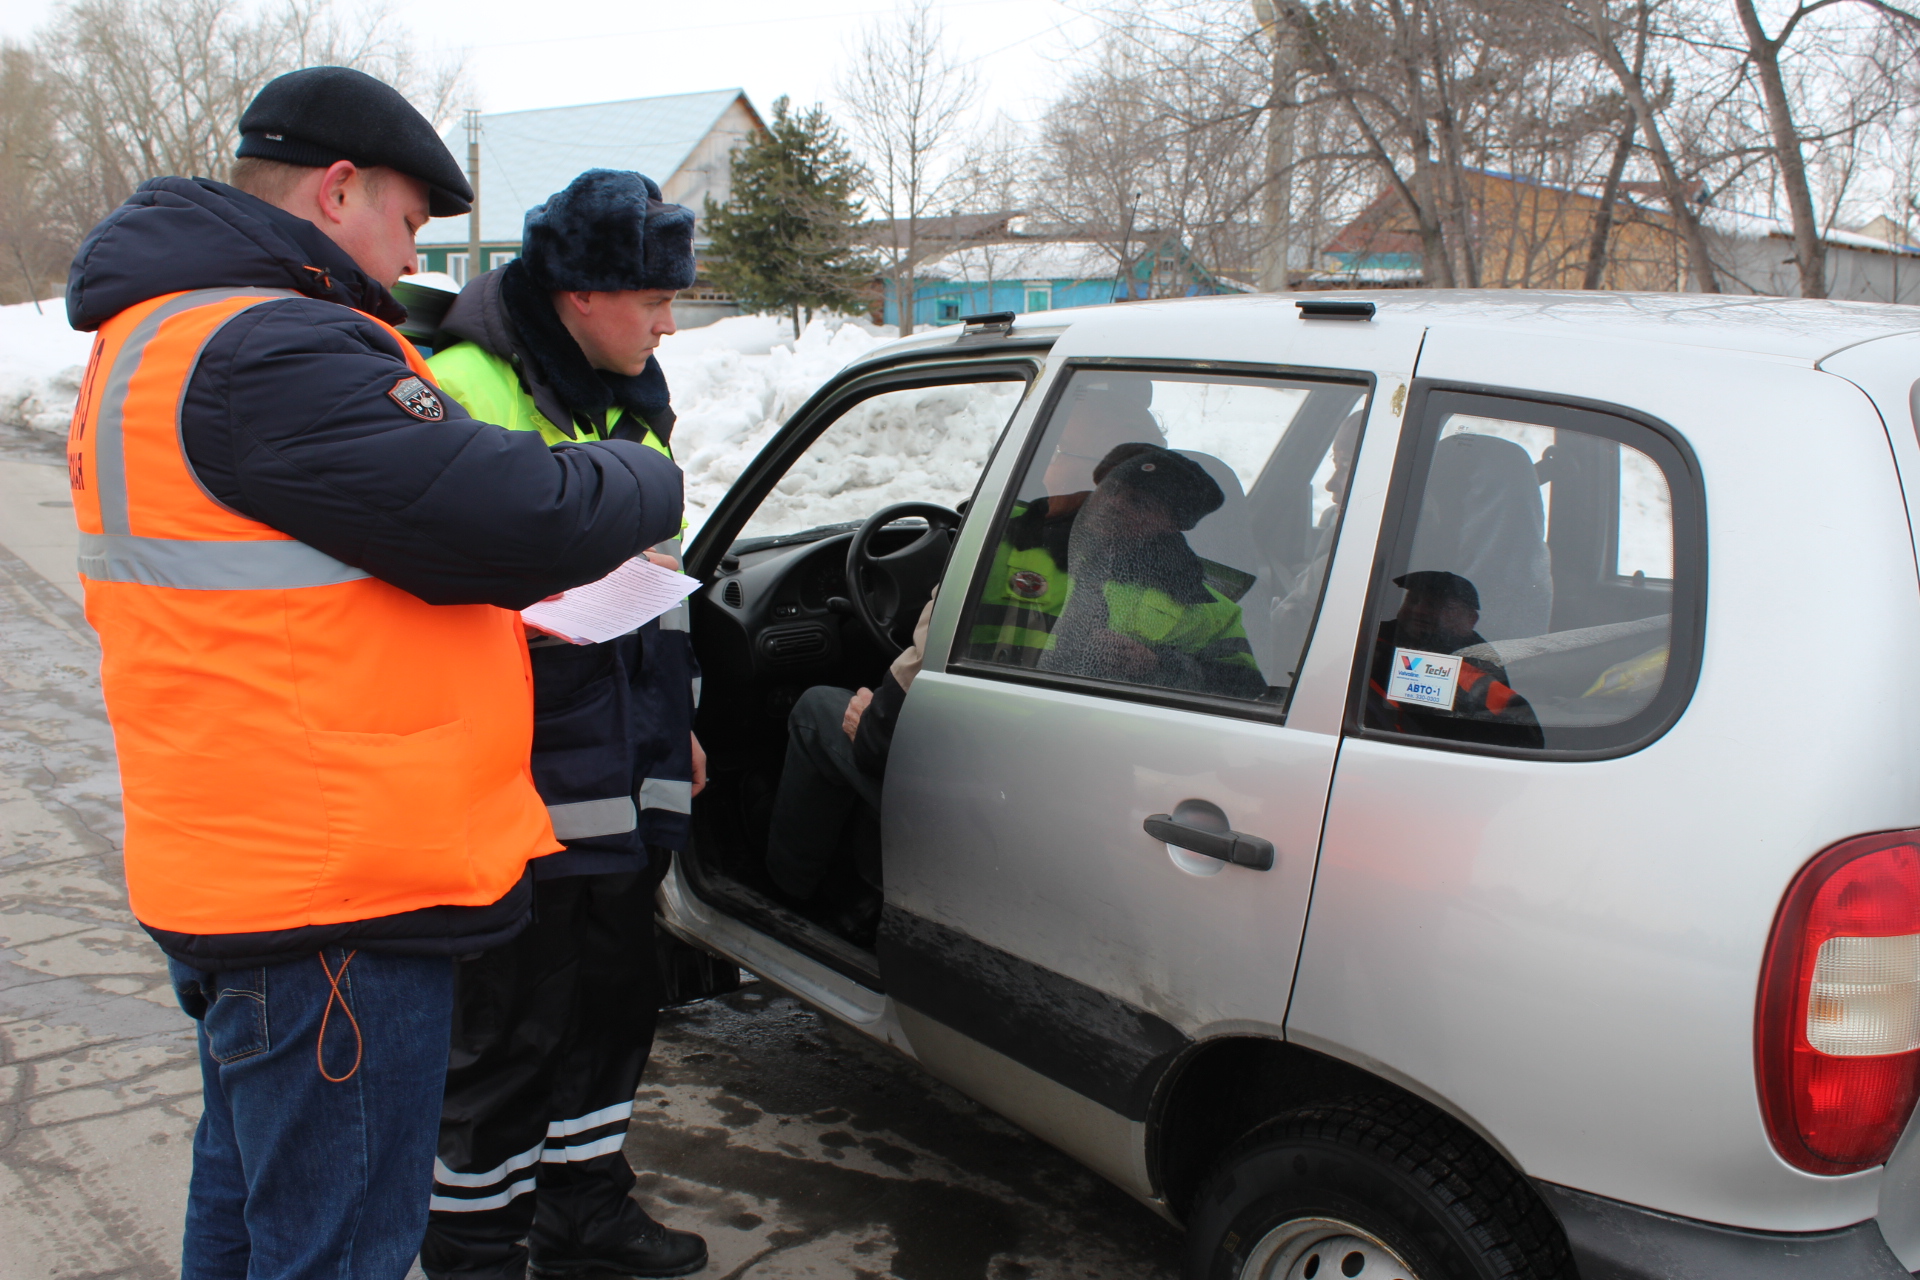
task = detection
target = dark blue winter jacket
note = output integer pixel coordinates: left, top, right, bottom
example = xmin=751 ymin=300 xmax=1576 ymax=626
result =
xmin=432 ymin=265 xmax=698 ymax=880
xmin=66 ymin=177 xmax=684 ymax=965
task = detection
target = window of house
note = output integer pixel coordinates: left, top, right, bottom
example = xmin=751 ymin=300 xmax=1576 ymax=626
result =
xmin=447 ymin=253 xmax=470 ymax=286
xmin=1359 ymin=388 xmax=1701 ymax=755
xmin=489 ymin=251 xmax=518 ymax=270
xmin=939 ymin=298 xmax=961 ymax=321
xmin=958 ymin=366 xmax=1368 ymax=711
xmin=1025 ymin=285 xmax=1052 ymax=312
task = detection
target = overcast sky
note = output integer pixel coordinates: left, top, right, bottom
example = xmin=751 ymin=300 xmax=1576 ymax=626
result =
xmin=1 ymin=0 xmax=1103 ymax=129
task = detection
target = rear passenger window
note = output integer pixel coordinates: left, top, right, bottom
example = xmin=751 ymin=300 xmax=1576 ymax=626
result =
xmin=958 ymin=366 xmax=1367 ymax=711
xmin=1360 ymin=389 xmax=1701 ymax=755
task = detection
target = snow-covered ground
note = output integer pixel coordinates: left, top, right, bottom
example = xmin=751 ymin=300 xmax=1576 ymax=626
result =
xmin=0 ymin=298 xmax=94 ymax=436
xmin=0 ymin=299 xmax=893 ymax=537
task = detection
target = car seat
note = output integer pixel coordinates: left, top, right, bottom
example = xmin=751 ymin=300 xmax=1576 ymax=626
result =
xmin=1406 ymin=432 xmax=1553 ymax=643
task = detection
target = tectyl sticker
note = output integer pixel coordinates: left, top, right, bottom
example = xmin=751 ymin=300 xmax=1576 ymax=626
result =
xmin=1386 ymin=647 xmax=1461 ymax=710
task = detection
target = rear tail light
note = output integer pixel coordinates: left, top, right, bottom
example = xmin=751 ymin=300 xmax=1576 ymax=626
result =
xmin=1757 ymin=831 xmax=1920 ymax=1174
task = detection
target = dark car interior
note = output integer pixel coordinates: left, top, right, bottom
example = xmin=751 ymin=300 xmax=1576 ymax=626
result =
xmin=680 ymin=362 xmax=1038 ymax=983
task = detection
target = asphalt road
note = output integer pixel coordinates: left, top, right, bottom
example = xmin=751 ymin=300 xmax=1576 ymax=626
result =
xmin=0 ymin=419 xmax=1184 ymax=1279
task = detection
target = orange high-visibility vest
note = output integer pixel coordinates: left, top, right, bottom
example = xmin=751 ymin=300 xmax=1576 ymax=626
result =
xmin=68 ymin=288 xmax=558 ymax=936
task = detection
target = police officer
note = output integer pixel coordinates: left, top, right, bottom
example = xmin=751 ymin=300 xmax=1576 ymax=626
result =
xmin=65 ymin=69 xmax=683 ymax=1280
xmin=418 ymin=170 xmax=706 ymax=1280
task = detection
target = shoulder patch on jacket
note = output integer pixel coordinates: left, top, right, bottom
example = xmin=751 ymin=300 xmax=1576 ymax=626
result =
xmin=388 ymin=376 xmax=445 ymax=421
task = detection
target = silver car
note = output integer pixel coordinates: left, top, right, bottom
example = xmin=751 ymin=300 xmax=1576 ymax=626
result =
xmin=659 ymin=292 xmax=1920 ymax=1279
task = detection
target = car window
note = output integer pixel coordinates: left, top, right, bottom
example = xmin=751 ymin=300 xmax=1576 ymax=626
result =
xmin=958 ymin=366 xmax=1368 ymax=710
xmin=1361 ymin=388 xmax=1700 ymax=755
xmin=736 ymin=378 xmax=1026 ymax=542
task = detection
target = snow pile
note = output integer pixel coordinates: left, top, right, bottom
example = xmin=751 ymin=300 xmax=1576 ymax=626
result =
xmin=0 ymin=295 xmax=920 ymax=543
xmin=731 ymin=378 xmax=1023 ymax=542
xmin=656 ymin=315 xmax=906 ymax=536
xmin=0 ymin=298 xmax=93 ymax=436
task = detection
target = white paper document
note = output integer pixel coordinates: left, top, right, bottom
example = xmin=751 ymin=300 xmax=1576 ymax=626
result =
xmin=520 ymin=557 xmax=700 ymax=645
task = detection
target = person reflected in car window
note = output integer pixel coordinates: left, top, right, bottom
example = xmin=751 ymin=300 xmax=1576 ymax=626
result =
xmin=1039 ymin=443 xmax=1268 ymax=699
xmin=969 ymin=377 xmax=1165 ymax=666
xmin=1366 ymin=570 xmax=1544 ymax=748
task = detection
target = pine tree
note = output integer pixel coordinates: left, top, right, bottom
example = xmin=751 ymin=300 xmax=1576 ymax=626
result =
xmin=704 ymin=97 xmax=874 ymax=335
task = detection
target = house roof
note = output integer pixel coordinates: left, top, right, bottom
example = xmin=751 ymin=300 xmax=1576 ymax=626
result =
xmin=418 ymin=89 xmax=753 ymax=246
xmin=1700 ymin=204 xmax=1920 ymax=256
xmin=916 ymin=241 xmax=1125 ymax=282
xmin=857 ymin=211 xmax=1023 ymax=245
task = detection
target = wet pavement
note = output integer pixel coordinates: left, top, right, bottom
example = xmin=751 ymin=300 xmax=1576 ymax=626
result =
xmin=0 ymin=419 xmax=1184 ymax=1278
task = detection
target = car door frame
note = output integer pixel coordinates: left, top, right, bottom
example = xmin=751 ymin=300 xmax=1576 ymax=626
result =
xmin=868 ymin=346 xmax=1423 ymax=1203
xmin=662 ymin=337 xmax=1057 ymax=1039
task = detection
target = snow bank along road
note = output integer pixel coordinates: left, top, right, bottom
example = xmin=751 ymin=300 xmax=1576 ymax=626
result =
xmin=0 ymin=307 xmax=1186 ymax=1276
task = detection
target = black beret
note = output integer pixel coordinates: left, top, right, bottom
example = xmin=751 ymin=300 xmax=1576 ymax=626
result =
xmin=520 ymin=170 xmax=697 ymax=293
xmin=236 ymin=67 xmax=473 ymax=217
xmin=1091 ymin=443 xmax=1223 ymax=531
xmin=1394 ymin=569 xmax=1480 ymax=611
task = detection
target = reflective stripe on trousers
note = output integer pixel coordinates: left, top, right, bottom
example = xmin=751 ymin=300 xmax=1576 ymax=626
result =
xmin=429 ymin=1101 xmax=635 ymax=1212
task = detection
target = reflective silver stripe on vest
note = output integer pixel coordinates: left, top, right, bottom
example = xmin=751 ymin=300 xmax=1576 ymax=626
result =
xmin=638 ymin=777 xmax=692 ymax=814
xmin=545 ymin=795 xmax=638 ymax=840
xmin=81 ymin=287 xmax=364 ymax=590
xmin=78 ymin=531 xmax=371 ymax=590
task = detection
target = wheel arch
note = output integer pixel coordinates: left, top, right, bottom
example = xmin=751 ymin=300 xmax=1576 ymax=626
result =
xmin=1147 ymin=1034 xmax=1535 ymax=1225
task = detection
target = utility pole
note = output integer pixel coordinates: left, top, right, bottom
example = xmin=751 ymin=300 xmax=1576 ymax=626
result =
xmin=1252 ymin=0 xmax=1296 ymax=293
xmin=465 ymin=108 xmax=482 ymax=286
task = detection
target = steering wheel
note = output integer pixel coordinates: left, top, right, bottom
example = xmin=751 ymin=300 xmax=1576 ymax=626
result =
xmin=844 ymin=502 xmax=962 ymax=655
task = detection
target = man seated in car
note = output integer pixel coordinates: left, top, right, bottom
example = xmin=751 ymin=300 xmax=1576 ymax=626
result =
xmin=765 ymin=379 xmax=1170 ymax=931
xmin=1365 ymin=569 xmax=1544 ymax=748
xmin=762 ymin=598 xmax=931 ymax=940
xmin=969 ymin=376 xmax=1166 ymax=665
xmin=1039 ymin=443 xmax=1268 ymax=699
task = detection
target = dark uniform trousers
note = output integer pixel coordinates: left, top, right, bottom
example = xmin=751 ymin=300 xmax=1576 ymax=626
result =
xmin=421 ymin=866 xmax=665 ymax=1277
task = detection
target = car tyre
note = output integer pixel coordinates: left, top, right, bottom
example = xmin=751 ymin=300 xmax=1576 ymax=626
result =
xmin=1184 ymin=1095 xmax=1575 ymax=1280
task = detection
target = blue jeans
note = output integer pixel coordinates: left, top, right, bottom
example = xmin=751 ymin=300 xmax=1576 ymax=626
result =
xmin=169 ymin=947 xmax=456 ymax=1280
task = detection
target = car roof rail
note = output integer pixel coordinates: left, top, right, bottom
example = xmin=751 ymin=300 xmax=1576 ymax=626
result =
xmin=1296 ymin=299 xmax=1376 ymax=320
xmin=959 ymin=311 xmax=1017 ymax=339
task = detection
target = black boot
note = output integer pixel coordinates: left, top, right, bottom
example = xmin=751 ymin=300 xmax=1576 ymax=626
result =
xmin=526 ymin=1204 xmax=707 ymax=1278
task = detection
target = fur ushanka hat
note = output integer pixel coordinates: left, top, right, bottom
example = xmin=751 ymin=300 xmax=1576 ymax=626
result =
xmin=520 ymin=169 xmax=697 ymax=293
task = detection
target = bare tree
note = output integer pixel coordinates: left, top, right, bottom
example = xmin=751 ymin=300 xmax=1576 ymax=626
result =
xmin=1554 ymin=0 xmax=1720 ymax=291
xmin=20 ymin=0 xmax=466 ymax=282
xmin=0 ymin=43 xmax=69 ymax=305
xmin=838 ymin=0 xmax=979 ymax=335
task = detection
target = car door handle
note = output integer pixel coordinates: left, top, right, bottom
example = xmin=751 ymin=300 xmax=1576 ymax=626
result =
xmin=1144 ymin=811 xmax=1276 ymax=871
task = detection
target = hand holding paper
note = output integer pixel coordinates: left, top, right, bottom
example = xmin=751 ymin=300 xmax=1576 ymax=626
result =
xmin=521 ymin=557 xmax=700 ymax=645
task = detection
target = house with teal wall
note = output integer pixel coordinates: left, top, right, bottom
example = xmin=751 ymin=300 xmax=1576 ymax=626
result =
xmin=885 ymin=238 xmax=1238 ymax=328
